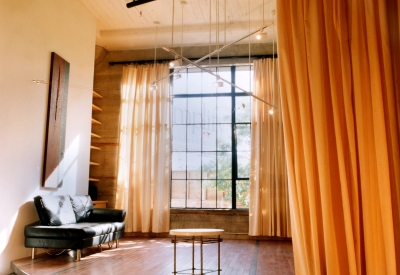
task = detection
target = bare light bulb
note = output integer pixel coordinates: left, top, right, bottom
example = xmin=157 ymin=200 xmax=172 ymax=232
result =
xmin=150 ymin=84 xmax=158 ymax=91
xmin=213 ymin=75 xmax=224 ymax=87
xmin=169 ymin=58 xmax=182 ymax=68
xmin=213 ymin=81 xmax=223 ymax=87
xmin=269 ymin=109 xmax=274 ymax=115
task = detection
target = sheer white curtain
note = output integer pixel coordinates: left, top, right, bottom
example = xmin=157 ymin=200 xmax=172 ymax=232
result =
xmin=249 ymin=58 xmax=291 ymax=237
xmin=116 ymin=63 xmax=171 ymax=233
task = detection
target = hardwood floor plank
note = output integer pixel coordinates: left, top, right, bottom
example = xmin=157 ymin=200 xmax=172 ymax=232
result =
xmin=11 ymin=238 xmax=294 ymax=275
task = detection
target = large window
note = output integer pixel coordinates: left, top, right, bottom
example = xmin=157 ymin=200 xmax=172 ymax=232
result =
xmin=171 ymin=65 xmax=253 ymax=209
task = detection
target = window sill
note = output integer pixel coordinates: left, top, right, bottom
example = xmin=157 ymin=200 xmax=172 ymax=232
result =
xmin=170 ymin=208 xmax=249 ymax=216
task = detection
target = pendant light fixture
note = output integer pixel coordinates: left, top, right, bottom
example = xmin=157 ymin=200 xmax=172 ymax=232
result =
xmin=256 ymin=0 xmax=267 ymax=40
xmin=150 ymin=21 xmax=159 ymax=91
xmin=269 ymin=9 xmax=276 ymax=114
xmin=158 ymin=0 xmax=276 ymax=109
xmin=213 ymin=0 xmax=223 ymax=88
xmin=169 ymin=0 xmax=184 ymax=71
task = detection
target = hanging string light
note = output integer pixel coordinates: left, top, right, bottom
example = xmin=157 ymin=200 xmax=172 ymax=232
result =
xmin=173 ymin=1 xmax=186 ymax=79
xmin=169 ymin=0 xmax=183 ymax=69
xmin=269 ymin=9 xmax=276 ymax=115
xmin=150 ymin=21 xmax=159 ymax=91
xmin=256 ymin=0 xmax=267 ymax=40
xmin=213 ymin=0 xmax=223 ymax=87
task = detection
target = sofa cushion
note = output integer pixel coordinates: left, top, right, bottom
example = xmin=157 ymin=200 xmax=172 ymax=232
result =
xmin=69 ymin=195 xmax=94 ymax=222
xmin=37 ymin=195 xmax=77 ymax=226
xmin=24 ymin=222 xmax=125 ymax=239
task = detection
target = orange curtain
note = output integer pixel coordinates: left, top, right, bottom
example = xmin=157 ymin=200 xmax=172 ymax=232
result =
xmin=249 ymin=58 xmax=291 ymax=237
xmin=277 ymin=0 xmax=400 ymax=274
xmin=116 ymin=64 xmax=171 ymax=233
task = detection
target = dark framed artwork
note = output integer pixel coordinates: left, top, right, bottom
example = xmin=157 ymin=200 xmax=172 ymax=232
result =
xmin=42 ymin=52 xmax=70 ymax=188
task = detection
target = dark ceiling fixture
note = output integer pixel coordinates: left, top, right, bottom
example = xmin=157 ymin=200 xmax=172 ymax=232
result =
xmin=126 ymin=0 xmax=156 ymax=8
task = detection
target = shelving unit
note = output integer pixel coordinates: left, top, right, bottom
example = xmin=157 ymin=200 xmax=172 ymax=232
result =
xmin=89 ymin=91 xmax=102 ymax=183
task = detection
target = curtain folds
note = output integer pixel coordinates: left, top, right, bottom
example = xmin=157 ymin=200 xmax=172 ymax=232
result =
xmin=116 ymin=63 xmax=171 ymax=233
xmin=249 ymin=58 xmax=291 ymax=237
xmin=277 ymin=0 xmax=400 ymax=274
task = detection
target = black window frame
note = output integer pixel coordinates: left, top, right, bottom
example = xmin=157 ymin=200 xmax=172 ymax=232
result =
xmin=170 ymin=65 xmax=252 ymax=209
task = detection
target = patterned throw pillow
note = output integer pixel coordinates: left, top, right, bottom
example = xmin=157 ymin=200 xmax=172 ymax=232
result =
xmin=69 ymin=195 xmax=94 ymax=222
xmin=39 ymin=195 xmax=77 ymax=226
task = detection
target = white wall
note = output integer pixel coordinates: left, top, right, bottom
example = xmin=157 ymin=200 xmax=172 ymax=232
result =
xmin=0 ymin=0 xmax=96 ymax=273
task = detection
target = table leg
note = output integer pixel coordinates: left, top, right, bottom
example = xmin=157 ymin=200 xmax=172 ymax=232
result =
xmin=218 ymin=235 xmax=221 ymax=274
xmin=174 ymin=236 xmax=177 ymax=274
xmin=192 ymin=236 xmax=195 ymax=273
xmin=200 ymin=236 xmax=203 ymax=274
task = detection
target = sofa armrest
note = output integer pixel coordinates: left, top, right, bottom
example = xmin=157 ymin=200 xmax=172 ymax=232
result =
xmin=88 ymin=208 xmax=126 ymax=222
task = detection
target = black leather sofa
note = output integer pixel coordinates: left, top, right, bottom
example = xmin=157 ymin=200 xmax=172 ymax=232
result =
xmin=24 ymin=195 xmax=126 ymax=261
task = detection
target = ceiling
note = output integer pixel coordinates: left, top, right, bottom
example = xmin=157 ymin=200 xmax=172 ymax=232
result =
xmin=79 ymin=0 xmax=277 ymax=51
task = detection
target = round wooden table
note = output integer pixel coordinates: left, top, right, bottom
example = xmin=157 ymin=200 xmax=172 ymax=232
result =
xmin=169 ymin=228 xmax=224 ymax=275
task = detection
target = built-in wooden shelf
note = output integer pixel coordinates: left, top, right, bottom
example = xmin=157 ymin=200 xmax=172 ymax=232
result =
xmin=92 ymin=104 xmax=102 ymax=111
xmin=93 ymin=91 xmax=103 ymax=98
xmin=92 ymin=118 xmax=101 ymax=124
xmin=91 ymin=133 xmax=101 ymax=138
xmin=90 ymin=91 xmax=102 ymax=184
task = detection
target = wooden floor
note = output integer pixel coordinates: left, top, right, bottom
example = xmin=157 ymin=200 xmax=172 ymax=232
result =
xmin=11 ymin=238 xmax=294 ymax=275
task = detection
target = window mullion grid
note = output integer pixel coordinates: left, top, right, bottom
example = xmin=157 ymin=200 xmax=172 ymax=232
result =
xmin=171 ymin=65 xmax=253 ymax=209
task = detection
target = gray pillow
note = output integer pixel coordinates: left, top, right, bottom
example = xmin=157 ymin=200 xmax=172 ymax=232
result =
xmin=40 ymin=195 xmax=77 ymax=225
xmin=69 ymin=195 xmax=94 ymax=222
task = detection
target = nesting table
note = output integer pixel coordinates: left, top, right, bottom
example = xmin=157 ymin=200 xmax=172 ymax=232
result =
xmin=169 ymin=228 xmax=224 ymax=275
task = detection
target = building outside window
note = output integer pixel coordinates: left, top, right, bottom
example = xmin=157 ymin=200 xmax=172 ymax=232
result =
xmin=171 ymin=65 xmax=253 ymax=209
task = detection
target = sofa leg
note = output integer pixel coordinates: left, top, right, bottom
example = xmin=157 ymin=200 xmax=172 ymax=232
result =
xmin=31 ymin=248 xmax=35 ymax=260
xmin=116 ymin=239 xmax=119 ymax=248
xmin=76 ymin=249 xmax=81 ymax=261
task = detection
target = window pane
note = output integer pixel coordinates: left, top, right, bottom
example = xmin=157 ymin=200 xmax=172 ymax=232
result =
xmin=172 ymin=152 xmax=186 ymax=179
xmin=217 ymin=96 xmax=231 ymax=123
xmin=187 ymin=69 xmax=202 ymax=94
xmin=173 ymin=125 xmax=186 ymax=151
xmin=187 ymin=180 xmax=201 ymax=208
xmin=173 ymin=98 xmax=187 ymax=124
xmin=173 ymin=70 xmax=187 ymax=94
xmin=171 ymin=180 xmax=186 ymax=208
xmin=237 ymin=151 xmax=250 ymax=178
xmin=217 ymin=152 xmax=231 ymax=179
xmin=217 ymin=124 xmax=231 ymax=151
xmin=187 ymin=98 xmax=202 ymax=124
xmin=202 ymin=97 xmax=216 ymax=124
xmin=202 ymin=124 xmax=216 ymax=151
xmin=202 ymin=180 xmax=216 ymax=208
xmin=217 ymin=180 xmax=232 ymax=208
xmin=187 ymin=125 xmax=201 ymax=151
xmin=216 ymin=67 xmax=231 ymax=93
xmin=236 ymin=124 xmax=251 ymax=151
xmin=235 ymin=96 xmax=251 ymax=123
xmin=202 ymin=68 xmax=217 ymax=94
xmin=236 ymin=180 xmax=250 ymax=208
xmin=235 ymin=66 xmax=253 ymax=93
xmin=187 ymin=152 xmax=201 ymax=179
xmin=202 ymin=152 xmax=216 ymax=179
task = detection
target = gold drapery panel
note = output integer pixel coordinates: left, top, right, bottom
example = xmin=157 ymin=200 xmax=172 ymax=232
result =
xmin=277 ymin=0 xmax=400 ymax=274
xmin=249 ymin=58 xmax=291 ymax=237
xmin=116 ymin=63 xmax=171 ymax=233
